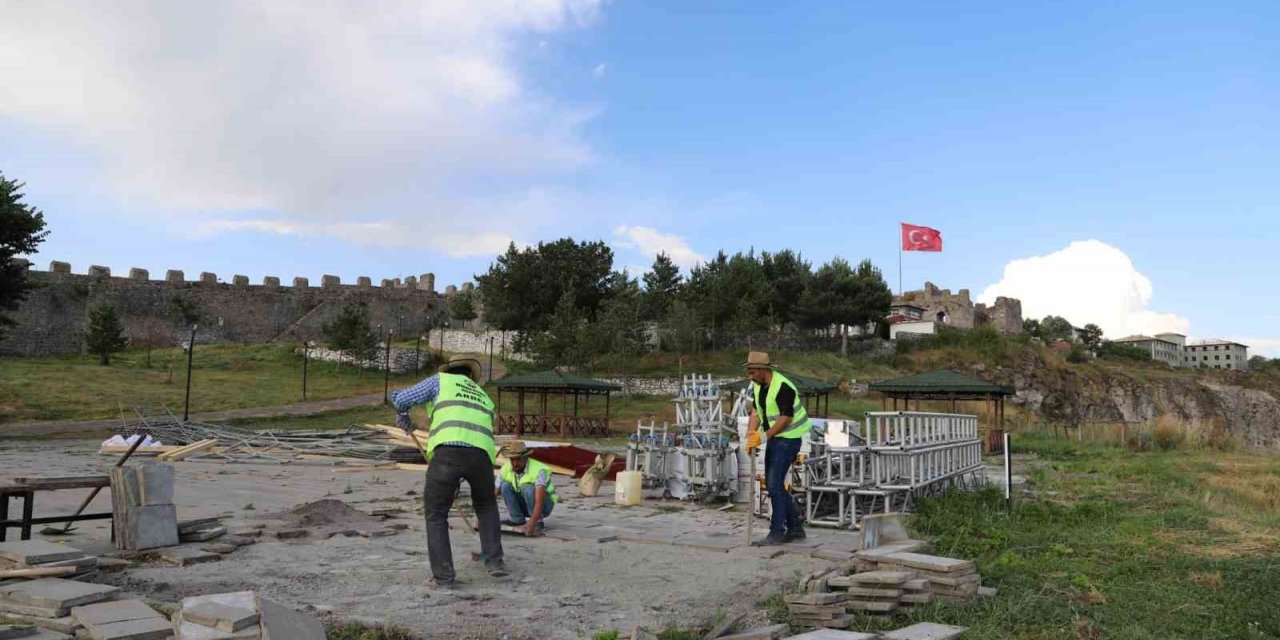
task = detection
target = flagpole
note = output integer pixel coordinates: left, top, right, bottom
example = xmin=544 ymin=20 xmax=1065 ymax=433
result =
xmin=898 ymin=226 xmax=903 ymax=296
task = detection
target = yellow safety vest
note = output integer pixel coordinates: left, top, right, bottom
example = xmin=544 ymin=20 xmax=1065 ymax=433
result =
xmin=500 ymin=458 xmax=559 ymax=504
xmin=426 ymin=373 xmax=497 ymax=463
xmin=753 ymin=371 xmax=811 ymax=439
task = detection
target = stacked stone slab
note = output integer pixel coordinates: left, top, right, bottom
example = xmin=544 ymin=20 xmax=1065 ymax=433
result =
xmin=110 ymin=463 xmax=179 ymax=550
xmin=0 ymin=541 xmax=101 ymax=581
xmin=0 ymin=578 xmax=120 ymax=636
xmin=70 ymin=599 xmax=171 ymax=640
xmin=784 ymin=592 xmax=853 ymax=630
xmin=173 ymin=591 xmax=324 ymax=640
xmin=826 ymin=571 xmax=926 ymax=616
xmin=858 ymin=552 xmax=980 ymax=604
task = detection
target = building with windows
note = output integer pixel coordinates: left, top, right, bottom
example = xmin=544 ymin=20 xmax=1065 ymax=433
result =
xmin=1111 ymin=335 xmax=1185 ymax=367
xmin=1184 ymin=339 xmax=1250 ymax=370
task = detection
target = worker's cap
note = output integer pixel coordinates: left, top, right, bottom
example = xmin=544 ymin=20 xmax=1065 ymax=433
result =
xmin=438 ymin=356 xmax=483 ymax=382
xmin=742 ymin=351 xmax=775 ymax=370
xmin=502 ymin=440 xmax=533 ymax=459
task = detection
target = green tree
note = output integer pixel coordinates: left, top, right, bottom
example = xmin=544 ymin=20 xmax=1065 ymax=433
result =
xmin=849 ymin=259 xmax=893 ymax=333
xmin=1078 ymin=323 xmax=1104 ymax=352
xmin=321 ymin=302 xmax=379 ymax=367
xmin=1022 ymin=318 xmax=1041 ymax=337
xmin=530 ymin=291 xmax=590 ymax=367
xmin=448 ymin=289 xmax=479 ymax=327
xmin=0 ymin=173 xmax=50 ymax=340
xmin=167 ymin=292 xmax=205 ymax=326
xmin=476 ymin=238 xmax=615 ymax=346
xmin=760 ymin=249 xmax=811 ymax=328
xmin=85 ymin=302 xmax=128 ymax=365
xmin=641 ymin=252 xmax=682 ymax=321
xmin=588 ymin=274 xmax=649 ymax=359
xmin=1039 ymin=315 xmax=1075 ymax=342
xmin=684 ymin=250 xmax=770 ymax=337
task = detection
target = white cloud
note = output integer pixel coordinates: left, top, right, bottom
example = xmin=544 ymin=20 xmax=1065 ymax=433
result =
xmin=592 ymin=63 xmax=607 ymax=78
xmin=197 ymin=218 xmax=514 ymax=258
xmin=979 ymin=240 xmax=1191 ymax=339
xmin=613 ymin=226 xmax=705 ymax=271
xmin=1231 ymin=338 xmax=1280 ymax=359
xmin=0 ymin=1 xmax=603 ymax=235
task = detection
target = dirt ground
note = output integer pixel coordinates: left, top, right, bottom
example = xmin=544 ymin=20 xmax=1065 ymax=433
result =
xmin=0 ymin=439 xmax=850 ymax=639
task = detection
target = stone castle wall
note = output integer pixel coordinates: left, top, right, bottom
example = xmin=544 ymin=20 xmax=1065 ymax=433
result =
xmin=895 ymin=281 xmax=1023 ymax=335
xmin=0 ymin=260 xmax=474 ymax=357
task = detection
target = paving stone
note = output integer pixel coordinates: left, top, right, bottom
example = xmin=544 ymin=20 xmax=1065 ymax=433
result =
xmin=844 ymin=600 xmax=898 ymax=612
xmin=880 ymin=553 xmax=975 ymax=574
xmin=715 ymin=623 xmax=789 ymax=640
xmin=272 ymin=530 xmax=308 ymax=540
xmin=83 ymin=617 xmax=173 ymax=640
xmin=899 ymin=592 xmax=934 ymax=604
xmin=157 ymin=548 xmax=221 ymax=567
xmin=0 ymin=600 xmax=71 ymax=620
xmin=198 ymin=545 xmax=237 ymax=555
xmin=0 ymin=624 xmax=38 ymax=639
xmin=176 ymin=519 xmax=221 ymax=535
xmin=785 ymin=593 xmax=847 ymax=606
xmin=70 ymin=600 xmax=161 ymax=627
xmin=258 ymin=597 xmax=324 ymax=640
xmin=843 ymin=586 xmax=903 ymax=598
xmin=1 ymin=579 xmax=119 ymax=610
xmin=881 ymin=622 xmax=968 ymax=640
xmin=136 ymin=464 xmax=175 ymax=506
xmin=855 ymin=541 xmax=928 ymax=560
xmin=0 ymin=613 xmax=81 ymax=634
xmin=0 ymin=542 xmax=85 ymax=566
xmin=846 ymin=571 xmax=915 ymax=585
xmin=183 ymin=602 xmax=258 ymax=632
xmin=126 ymin=505 xmax=179 ymax=550
xmin=21 ymin=630 xmax=71 ymax=640
xmin=785 ymin=631 xmax=879 ymax=640
xmin=179 ymin=528 xmax=226 ymax=543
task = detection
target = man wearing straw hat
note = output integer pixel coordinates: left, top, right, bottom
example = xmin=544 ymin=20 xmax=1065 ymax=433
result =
xmin=391 ymin=356 xmax=507 ymax=588
xmin=495 ymin=440 xmax=558 ymax=536
xmin=743 ymin=351 xmax=810 ymax=546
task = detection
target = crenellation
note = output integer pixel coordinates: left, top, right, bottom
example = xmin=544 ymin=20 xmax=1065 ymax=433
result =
xmin=421 ymin=273 xmax=435 ymax=292
xmin=88 ymin=265 xmax=111 ymax=278
xmin=10 ymin=258 xmax=31 ymax=271
xmin=445 ymin=285 xmax=457 ymax=296
xmin=50 ymin=261 xmax=71 ymax=274
xmin=357 ymin=276 xmax=372 ymax=289
xmin=129 ymin=268 xmax=149 ymax=282
xmin=293 ymin=277 xmax=310 ymax=288
xmin=461 ymin=282 xmax=474 ymax=293
xmin=166 ymin=269 xmax=185 ymax=284
xmin=263 ymin=276 xmax=280 ymax=288
xmin=404 ymin=275 xmax=418 ymax=288
xmin=380 ymin=278 xmax=395 ymax=288
xmin=233 ymin=275 xmax=250 ymax=287
xmin=322 ymin=275 xmax=340 ymax=288
xmin=199 ymin=272 xmax=218 ymax=285
xmin=895 ymin=281 xmax=1022 ymax=334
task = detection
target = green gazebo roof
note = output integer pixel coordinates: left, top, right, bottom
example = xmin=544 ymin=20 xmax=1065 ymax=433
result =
xmin=725 ymin=369 xmax=838 ymax=395
xmin=493 ymin=369 xmax=621 ymax=392
xmin=868 ymin=370 xmax=1012 ymax=396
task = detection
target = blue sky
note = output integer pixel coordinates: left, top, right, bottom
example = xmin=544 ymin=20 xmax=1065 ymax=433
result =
xmin=2 ymin=1 xmax=1277 ymax=354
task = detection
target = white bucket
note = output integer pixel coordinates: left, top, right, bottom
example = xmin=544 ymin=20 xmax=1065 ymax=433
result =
xmin=614 ymin=471 xmax=643 ymax=506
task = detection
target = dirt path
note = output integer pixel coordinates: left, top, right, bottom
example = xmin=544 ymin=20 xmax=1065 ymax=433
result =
xmin=0 ymin=393 xmax=384 ymax=437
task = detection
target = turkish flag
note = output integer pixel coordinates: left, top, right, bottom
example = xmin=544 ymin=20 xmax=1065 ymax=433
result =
xmin=901 ymin=223 xmax=943 ymax=252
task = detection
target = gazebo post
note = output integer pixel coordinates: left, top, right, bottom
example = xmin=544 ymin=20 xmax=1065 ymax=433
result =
xmin=573 ymin=391 xmax=579 ymax=417
xmin=605 ymin=391 xmax=611 ymax=432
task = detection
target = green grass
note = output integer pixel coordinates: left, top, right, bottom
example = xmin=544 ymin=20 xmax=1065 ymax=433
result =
xmin=0 ymin=343 xmax=427 ymax=423
xmin=771 ymin=433 xmax=1280 ymax=639
xmin=324 ymin=620 xmax=418 ymax=640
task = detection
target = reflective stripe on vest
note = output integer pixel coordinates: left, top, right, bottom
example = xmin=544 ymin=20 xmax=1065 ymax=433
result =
xmin=753 ymin=371 xmax=811 ymax=439
xmin=501 ymin=458 xmax=559 ymax=504
xmin=427 ymin=373 xmax=496 ymax=463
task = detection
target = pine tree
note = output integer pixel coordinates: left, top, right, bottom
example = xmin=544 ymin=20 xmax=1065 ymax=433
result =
xmin=86 ymin=302 xmax=128 ymax=365
xmin=0 ymin=173 xmax=50 ymax=340
xmin=641 ymin=252 xmax=682 ymax=321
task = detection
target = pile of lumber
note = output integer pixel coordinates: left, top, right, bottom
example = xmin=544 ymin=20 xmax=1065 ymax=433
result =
xmin=158 ymin=439 xmax=219 ymax=462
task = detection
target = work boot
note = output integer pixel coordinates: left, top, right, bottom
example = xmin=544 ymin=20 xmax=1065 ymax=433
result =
xmin=486 ymin=558 xmax=510 ymax=577
xmin=755 ymin=533 xmax=786 ymax=546
xmin=784 ymin=528 xmax=806 ymax=542
xmin=427 ymin=577 xmax=456 ymax=591
xmin=501 ymin=519 xmax=524 ymax=527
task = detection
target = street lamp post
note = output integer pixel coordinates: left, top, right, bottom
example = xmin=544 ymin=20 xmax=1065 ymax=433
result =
xmin=182 ymin=324 xmax=199 ymax=421
xmin=487 ymin=335 xmax=495 ymax=382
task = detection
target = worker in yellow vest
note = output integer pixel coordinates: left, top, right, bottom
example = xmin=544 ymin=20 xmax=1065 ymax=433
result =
xmin=743 ymin=351 xmax=810 ymax=546
xmin=391 ymin=356 xmax=505 ymax=589
xmin=495 ymin=440 xmax=558 ymax=536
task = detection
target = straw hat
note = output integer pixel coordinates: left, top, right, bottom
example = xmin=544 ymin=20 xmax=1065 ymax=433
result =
xmin=438 ymin=356 xmax=483 ymax=382
xmin=742 ymin=351 xmax=775 ymax=370
xmin=502 ymin=440 xmax=533 ymax=459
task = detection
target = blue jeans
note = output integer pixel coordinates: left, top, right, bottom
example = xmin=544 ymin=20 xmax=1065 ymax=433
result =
xmin=764 ymin=436 xmax=804 ymax=536
xmin=500 ymin=483 xmax=554 ymax=524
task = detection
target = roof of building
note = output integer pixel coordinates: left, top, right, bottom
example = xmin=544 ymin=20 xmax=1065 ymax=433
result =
xmin=493 ymin=369 xmax=622 ymax=392
xmin=869 ymin=370 xmax=1013 ymax=397
xmin=889 ymin=303 xmax=926 ymax=311
xmin=1188 ymin=338 xmax=1249 ymax=348
xmin=1112 ymin=335 xmax=1181 ymax=346
xmin=886 ymin=316 xmax=936 ymax=326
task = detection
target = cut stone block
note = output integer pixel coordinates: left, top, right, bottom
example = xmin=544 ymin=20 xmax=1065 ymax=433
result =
xmin=0 ymin=613 xmax=81 ymax=634
xmin=881 ymin=622 xmax=968 ymax=640
xmin=175 ymin=592 xmax=260 ymax=639
xmin=880 ymin=552 xmax=975 ymax=574
xmin=24 ymin=556 xmax=96 ymax=571
xmin=0 ymin=625 xmax=38 ymax=640
xmin=183 ymin=602 xmax=258 ymax=632
xmin=1 ymin=579 xmax=119 ymax=609
xmin=157 ymin=547 xmax=221 ymax=567
xmin=978 ymin=586 xmax=998 ymax=598
xmin=844 ymin=587 xmax=903 ymax=598
xmin=136 ymin=464 xmax=175 ymax=506
xmin=83 ymin=617 xmax=173 ymax=640
xmin=715 ymin=624 xmax=789 ymax=640
xmin=857 ymin=513 xmax=910 ymax=550
xmin=126 ymin=505 xmax=179 ymax=550
xmin=855 ymin=540 xmax=929 ymax=560
xmin=176 ymin=519 xmax=221 ymax=535
xmin=785 ymin=593 xmax=847 ymax=606
xmin=847 ymin=571 xmax=915 ymax=585
xmin=899 ymin=592 xmax=934 ymax=604
xmin=786 ymin=631 xmax=880 ymax=640
xmin=70 ymin=600 xmax=162 ymax=627
xmin=179 ymin=528 xmax=227 ymax=543
xmin=258 ymin=597 xmax=324 ymax=640
xmin=0 ymin=542 xmax=85 ymax=565
xmin=0 ymin=598 xmax=70 ymax=619
xmin=20 ymin=630 xmax=71 ymax=640
xmin=844 ymin=600 xmax=898 ymax=612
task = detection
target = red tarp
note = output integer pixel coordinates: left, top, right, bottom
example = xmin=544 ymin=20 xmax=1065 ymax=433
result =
xmin=529 ymin=445 xmax=626 ymax=481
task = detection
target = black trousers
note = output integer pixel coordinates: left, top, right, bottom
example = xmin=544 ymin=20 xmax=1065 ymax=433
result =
xmin=422 ymin=446 xmax=503 ymax=582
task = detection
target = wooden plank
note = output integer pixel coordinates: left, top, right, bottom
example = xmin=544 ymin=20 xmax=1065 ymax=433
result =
xmin=394 ymin=463 xmax=428 ymax=472
xmin=158 ymin=439 xmax=219 ymax=462
xmin=5 ymin=476 xmax=111 ymax=492
xmin=98 ymin=445 xmax=180 ymax=456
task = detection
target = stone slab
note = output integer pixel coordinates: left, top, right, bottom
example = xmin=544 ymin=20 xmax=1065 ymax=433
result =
xmin=847 ymin=571 xmax=915 ymax=585
xmin=22 ymin=630 xmax=71 ymax=640
xmin=156 ymin=548 xmax=221 ymax=567
xmin=844 ymin=586 xmax=903 ymax=598
xmin=176 ymin=520 xmax=221 ymax=535
xmin=0 ymin=600 xmax=70 ymax=620
xmin=927 ymin=573 xmax=981 ymax=588
xmin=881 ymin=622 xmax=968 ymax=640
xmin=0 ymin=613 xmax=81 ymax=634
xmin=789 ymin=615 xmax=853 ymax=629
xmin=218 ymin=537 xmax=255 ymax=548
xmin=183 ymin=603 xmax=258 ymax=632
xmin=258 ymin=597 xmax=324 ymax=640
xmin=22 ymin=556 xmax=96 ymax=571
xmin=94 ymin=559 xmax=131 ymax=574
xmin=83 ymin=617 xmax=173 ymax=640
xmin=70 ymin=600 xmax=161 ymax=627
xmin=199 ymin=545 xmax=237 ymax=556
xmin=272 ymin=530 xmax=308 ymax=540
xmin=136 ymin=464 xmax=175 ymax=507
xmin=1 ymin=579 xmax=119 ymax=609
xmin=715 ymin=624 xmax=789 ymax=640
xmin=126 ymin=505 xmax=179 ymax=550
xmin=178 ymin=528 xmax=226 ymax=544
xmin=844 ymin=600 xmax=897 ymax=612
xmin=0 ymin=625 xmax=38 ymax=640
xmin=171 ymin=618 xmax=258 ymax=640
xmin=0 ymin=542 xmax=85 ymax=566
xmin=855 ymin=540 xmax=929 ymax=560
xmin=785 ymin=631 xmax=879 ymax=640
xmin=899 ymin=592 xmax=934 ymax=604
xmin=785 ymin=593 xmax=847 ymax=606
xmin=879 ymin=552 xmax=975 ymax=574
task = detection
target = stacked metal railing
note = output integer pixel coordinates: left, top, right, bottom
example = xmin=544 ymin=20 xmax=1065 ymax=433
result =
xmin=625 ymin=375 xmax=739 ymax=502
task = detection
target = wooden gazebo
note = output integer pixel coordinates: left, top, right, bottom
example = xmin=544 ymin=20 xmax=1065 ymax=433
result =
xmin=727 ymin=370 xmax=838 ymax=417
xmin=493 ymin=370 xmax=621 ymax=437
xmin=868 ymin=369 xmax=1014 ymax=428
